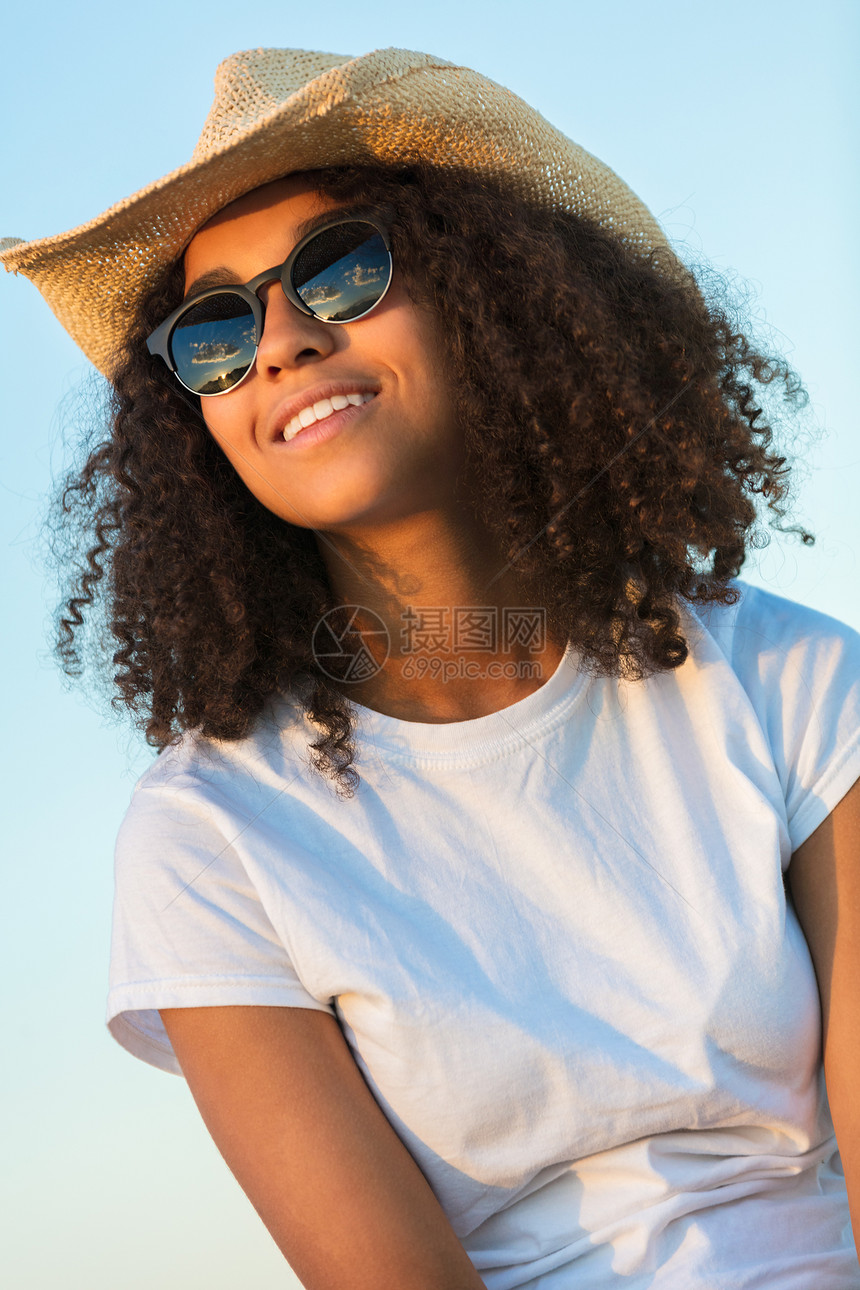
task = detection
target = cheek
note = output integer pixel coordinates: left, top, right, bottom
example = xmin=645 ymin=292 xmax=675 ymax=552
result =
xmin=200 ymin=398 xmax=313 ymax=524
xmin=201 ymin=401 xmax=273 ymax=500
xmin=200 ymin=399 xmax=261 ymax=484
xmin=201 ymin=398 xmax=243 ymax=449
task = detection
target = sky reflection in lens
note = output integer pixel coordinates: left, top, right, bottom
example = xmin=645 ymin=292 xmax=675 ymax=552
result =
xmin=169 ymin=226 xmax=391 ymax=392
xmin=294 ymin=228 xmax=389 ymax=322
xmin=171 ymin=301 xmax=257 ymax=394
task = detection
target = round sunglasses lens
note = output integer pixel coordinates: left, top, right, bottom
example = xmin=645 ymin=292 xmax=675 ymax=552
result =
xmin=293 ymin=223 xmax=391 ymax=322
xmin=170 ymin=294 xmax=257 ymax=395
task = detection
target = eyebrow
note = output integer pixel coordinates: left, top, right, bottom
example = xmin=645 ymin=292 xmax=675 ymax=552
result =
xmin=181 ymin=204 xmax=374 ymax=303
xmin=181 ymin=266 xmax=243 ymax=301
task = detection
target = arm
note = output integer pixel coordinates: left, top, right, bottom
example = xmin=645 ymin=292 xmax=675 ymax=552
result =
xmin=788 ymin=774 xmax=860 ymax=1249
xmin=158 ymin=1004 xmax=486 ymax=1290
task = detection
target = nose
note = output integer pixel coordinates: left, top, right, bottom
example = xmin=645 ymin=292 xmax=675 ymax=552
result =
xmin=253 ymin=278 xmax=336 ymax=379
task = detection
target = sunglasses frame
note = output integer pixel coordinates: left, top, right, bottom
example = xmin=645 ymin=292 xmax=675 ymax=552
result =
xmin=146 ymin=215 xmax=393 ymax=398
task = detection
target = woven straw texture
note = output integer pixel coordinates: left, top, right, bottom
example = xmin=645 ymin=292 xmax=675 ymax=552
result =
xmin=1 ymin=47 xmax=689 ymax=379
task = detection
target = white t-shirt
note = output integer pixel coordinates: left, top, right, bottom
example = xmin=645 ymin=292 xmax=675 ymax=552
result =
xmin=107 ymin=581 xmax=860 ymax=1288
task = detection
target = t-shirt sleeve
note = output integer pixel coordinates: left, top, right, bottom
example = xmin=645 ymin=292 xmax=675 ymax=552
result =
xmin=106 ymin=770 xmax=336 ymax=1076
xmin=727 ymin=584 xmax=860 ymax=854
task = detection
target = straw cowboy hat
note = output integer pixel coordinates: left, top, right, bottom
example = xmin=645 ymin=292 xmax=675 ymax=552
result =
xmin=0 ymin=46 xmax=692 ymax=380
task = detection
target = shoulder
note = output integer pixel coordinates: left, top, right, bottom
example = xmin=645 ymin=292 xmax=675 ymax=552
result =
xmin=129 ymin=688 xmax=313 ymax=796
xmin=116 ymin=690 xmax=317 ymax=867
xmin=682 ymin=580 xmax=860 ymax=850
xmin=682 ymin=578 xmax=860 ymax=686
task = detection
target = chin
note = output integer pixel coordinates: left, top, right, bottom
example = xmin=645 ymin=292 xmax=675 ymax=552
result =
xmin=274 ymin=480 xmax=418 ymax=534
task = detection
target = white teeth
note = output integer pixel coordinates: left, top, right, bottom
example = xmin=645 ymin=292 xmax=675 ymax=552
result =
xmin=282 ymin=391 xmax=376 ymax=442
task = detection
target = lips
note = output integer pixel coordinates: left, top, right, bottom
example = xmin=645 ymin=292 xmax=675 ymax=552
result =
xmin=270 ymin=381 xmax=380 ymax=445
xmin=283 ymin=391 xmax=376 ymax=441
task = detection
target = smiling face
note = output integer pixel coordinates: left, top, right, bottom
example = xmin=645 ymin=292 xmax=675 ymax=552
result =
xmin=182 ymin=174 xmax=465 ymax=536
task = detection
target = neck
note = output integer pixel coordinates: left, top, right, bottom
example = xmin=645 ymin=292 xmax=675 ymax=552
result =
xmin=314 ymin=509 xmax=564 ymax=722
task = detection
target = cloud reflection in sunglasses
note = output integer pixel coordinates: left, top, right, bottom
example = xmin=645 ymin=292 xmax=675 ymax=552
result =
xmin=192 ymin=341 xmax=244 ymax=365
xmin=302 ymin=283 xmax=343 ymax=306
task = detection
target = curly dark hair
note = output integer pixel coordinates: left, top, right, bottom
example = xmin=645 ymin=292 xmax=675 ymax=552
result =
xmin=51 ymin=162 xmax=813 ymax=797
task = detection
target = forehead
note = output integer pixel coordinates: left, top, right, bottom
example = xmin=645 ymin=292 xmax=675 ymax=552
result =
xmin=183 ymin=174 xmax=339 ymax=287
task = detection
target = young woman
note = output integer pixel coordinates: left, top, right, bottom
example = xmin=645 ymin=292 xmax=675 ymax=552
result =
xmin=4 ymin=46 xmax=859 ymax=1290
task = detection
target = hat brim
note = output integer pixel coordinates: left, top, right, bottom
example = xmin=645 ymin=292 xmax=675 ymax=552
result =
xmin=1 ymin=48 xmax=684 ymax=378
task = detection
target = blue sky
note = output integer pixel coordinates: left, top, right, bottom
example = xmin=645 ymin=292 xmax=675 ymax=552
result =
xmin=1 ymin=1 xmax=857 ymax=1285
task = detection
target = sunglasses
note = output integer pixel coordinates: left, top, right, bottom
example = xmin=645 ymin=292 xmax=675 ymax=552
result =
xmin=146 ymin=216 xmax=393 ymax=397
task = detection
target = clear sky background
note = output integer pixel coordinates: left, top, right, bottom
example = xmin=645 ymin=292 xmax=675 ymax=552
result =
xmin=1 ymin=2 xmax=857 ymax=1286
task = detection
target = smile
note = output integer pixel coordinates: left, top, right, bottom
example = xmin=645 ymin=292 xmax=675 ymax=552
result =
xmin=283 ymin=392 xmax=377 ymax=442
